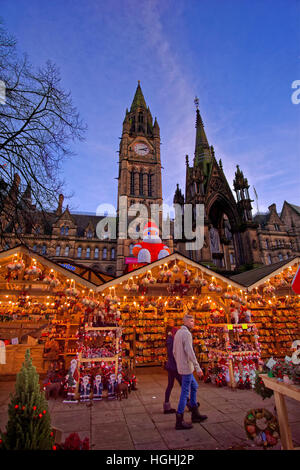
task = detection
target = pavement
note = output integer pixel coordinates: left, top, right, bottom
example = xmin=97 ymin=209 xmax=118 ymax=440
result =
xmin=0 ymin=367 xmax=300 ymax=450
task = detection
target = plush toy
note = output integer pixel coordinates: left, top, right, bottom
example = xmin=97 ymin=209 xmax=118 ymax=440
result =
xmin=231 ymin=308 xmax=240 ymax=324
xmin=93 ymin=374 xmax=103 ymax=400
xmin=132 ymin=220 xmax=171 ymax=263
xmin=115 ymin=382 xmax=129 ymax=401
xmin=63 ymin=359 xmax=79 ymax=402
xmin=107 ymin=373 xmax=117 ymax=399
xmin=79 ymin=375 xmax=91 ymax=401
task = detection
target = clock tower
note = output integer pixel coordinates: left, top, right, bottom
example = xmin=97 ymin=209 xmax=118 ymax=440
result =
xmin=116 ymin=82 xmax=164 ymax=275
xmin=117 ymin=81 xmax=162 ymax=212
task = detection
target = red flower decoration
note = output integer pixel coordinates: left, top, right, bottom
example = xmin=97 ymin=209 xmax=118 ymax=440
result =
xmin=15 ymin=405 xmax=19 ymax=409
xmin=33 ymin=406 xmax=37 ymax=410
xmin=43 ymin=410 xmax=46 ymax=414
xmin=39 ymin=413 xmax=42 ymax=418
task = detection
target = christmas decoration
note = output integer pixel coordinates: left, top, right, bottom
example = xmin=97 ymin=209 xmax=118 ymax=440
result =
xmin=254 ymin=372 xmax=274 ymax=400
xmin=244 ymin=408 xmax=280 ymax=448
xmin=0 ymin=349 xmax=54 ymax=450
xmin=132 ymin=220 xmax=171 ymax=263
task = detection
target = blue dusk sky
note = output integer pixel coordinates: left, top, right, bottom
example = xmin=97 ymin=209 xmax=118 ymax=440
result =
xmin=2 ymin=0 xmax=300 ymax=215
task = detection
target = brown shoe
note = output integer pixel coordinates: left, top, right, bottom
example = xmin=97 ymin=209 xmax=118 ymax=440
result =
xmin=191 ymin=405 xmax=208 ymax=423
xmin=175 ymin=413 xmax=193 ymax=430
xmin=163 ymin=402 xmax=176 ymax=414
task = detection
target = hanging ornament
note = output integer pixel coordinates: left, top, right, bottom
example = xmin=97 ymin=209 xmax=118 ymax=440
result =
xmin=183 ymin=267 xmax=191 ymax=278
xmin=165 ymin=269 xmax=172 ymax=279
xmin=172 ymin=262 xmax=179 ymax=274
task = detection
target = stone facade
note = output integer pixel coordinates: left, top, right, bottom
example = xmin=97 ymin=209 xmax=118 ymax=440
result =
xmin=0 ymin=84 xmax=299 ymax=275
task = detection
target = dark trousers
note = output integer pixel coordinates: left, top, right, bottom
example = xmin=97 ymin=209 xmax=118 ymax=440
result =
xmin=165 ymin=369 xmax=182 ymax=403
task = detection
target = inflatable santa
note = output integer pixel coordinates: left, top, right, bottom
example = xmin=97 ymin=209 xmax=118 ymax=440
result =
xmin=132 ymin=220 xmax=171 ymax=263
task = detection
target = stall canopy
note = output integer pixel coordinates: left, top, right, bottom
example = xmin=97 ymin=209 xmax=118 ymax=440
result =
xmin=230 ymin=256 xmax=300 ymax=291
xmin=96 ymin=252 xmax=247 ymax=293
xmin=0 ymin=244 xmax=98 ymax=291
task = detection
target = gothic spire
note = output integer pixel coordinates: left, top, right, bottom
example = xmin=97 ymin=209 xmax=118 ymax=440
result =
xmin=130 ymin=81 xmax=147 ymax=112
xmin=193 ymin=97 xmax=211 ymax=168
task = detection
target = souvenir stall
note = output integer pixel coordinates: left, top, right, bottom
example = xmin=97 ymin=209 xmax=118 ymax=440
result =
xmin=0 ymin=245 xmax=98 ymax=377
xmin=96 ymin=253 xmax=263 ymax=388
xmin=232 ymin=257 xmax=300 ymax=361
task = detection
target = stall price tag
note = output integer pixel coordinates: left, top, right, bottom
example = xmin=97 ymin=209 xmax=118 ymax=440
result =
xmin=242 ymin=324 xmax=248 ymax=329
xmin=227 ymin=324 xmax=233 ymax=330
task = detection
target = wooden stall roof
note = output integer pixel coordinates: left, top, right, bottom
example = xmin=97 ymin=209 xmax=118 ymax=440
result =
xmin=0 ymin=245 xmax=98 ymax=290
xmin=57 ymin=258 xmax=114 ymax=286
xmin=230 ymin=256 xmax=300 ymax=291
xmin=96 ymin=251 xmax=247 ymax=293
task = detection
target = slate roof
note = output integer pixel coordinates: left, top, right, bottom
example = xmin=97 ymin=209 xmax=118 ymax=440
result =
xmin=230 ymin=256 xmax=299 ymax=288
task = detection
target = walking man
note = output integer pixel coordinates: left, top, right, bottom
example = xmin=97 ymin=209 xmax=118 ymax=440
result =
xmin=173 ymin=314 xmax=208 ymax=429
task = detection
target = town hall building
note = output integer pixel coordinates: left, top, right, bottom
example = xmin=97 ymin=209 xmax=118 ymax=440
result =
xmin=1 ymin=83 xmax=299 ymax=276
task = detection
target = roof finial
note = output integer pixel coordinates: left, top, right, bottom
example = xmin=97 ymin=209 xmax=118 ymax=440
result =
xmin=194 ymin=96 xmax=199 ymax=110
xmin=138 ymin=80 xmax=140 ymax=85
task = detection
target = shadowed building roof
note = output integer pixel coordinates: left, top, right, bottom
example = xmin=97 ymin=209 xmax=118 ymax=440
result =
xmin=230 ymin=256 xmax=299 ymax=288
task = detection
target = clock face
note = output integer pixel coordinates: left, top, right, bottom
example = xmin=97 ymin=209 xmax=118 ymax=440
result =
xmin=134 ymin=143 xmax=149 ymax=156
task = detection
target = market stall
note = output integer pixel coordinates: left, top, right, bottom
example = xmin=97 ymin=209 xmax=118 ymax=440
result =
xmin=95 ymin=252 xmax=264 ymax=388
xmin=231 ymin=257 xmax=300 ymax=361
xmin=0 ymin=245 xmax=99 ymax=376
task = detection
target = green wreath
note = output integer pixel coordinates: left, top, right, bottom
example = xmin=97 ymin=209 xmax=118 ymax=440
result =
xmin=244 ymin=408 xmax=280 ymax=448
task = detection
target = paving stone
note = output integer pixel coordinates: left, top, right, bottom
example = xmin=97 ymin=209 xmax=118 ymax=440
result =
xmin=155 ymin=421 xmax=214 ymax=449
xmin=91 ymin=440 xmax=135 ymax=450
xmin=51 ymin=410 xmax=91 ymax=432
xmin=135 ymin=440 xmax=169 ymax=450
xmin=92 ymin=422 xmax=132 ymax=447
xmin=129 ymin=426 xmax=163 ymax=445
xmin=92 ymin=409 xmax=126 ymax=424
xmin=125 ymin=413 xmax=155 ymax=427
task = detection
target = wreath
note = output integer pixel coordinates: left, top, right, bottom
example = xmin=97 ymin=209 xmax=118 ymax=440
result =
xmin=244 ymin=408 xmax=280 ymax=448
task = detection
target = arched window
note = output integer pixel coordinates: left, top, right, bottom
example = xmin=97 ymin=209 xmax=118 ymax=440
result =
xmin=65 ymin=245 xmax=69 ymax=257
xmin=111 ymin=248 xmax=115 ymax=259
xmin=77 ymin=246 xmax=82 ymax=258
xmin=265 ymin=239 xmax=269 ymax=249
xmin=267 ymin=254 xmax=272 ymax=265
xmin=87 ymin=229 xmax=93 ymax=239
xmin=278 ymin=253 xmax=283 ymax=261
xmin=129 ymin=244 xmax=134 ymax=256
xmin=33 ymin=244 xmax=37 ymax=252
xmin=102 ymin=247 xmax=107 ymax=260
xmin=86 ymin=247 xmax=90 ymax=258
xmin=130 ymin=171 xmax=135 ymax=195
xmin=94 ymin=247 xmax=99 ymax=259
xmin=56 ymin=245 xmax=61 ymax=256
xmin=138 ymin=112 xmax=143 ymax=123
xmin=41 ymin=244 xmax=47 ymax=255
xmin=60 ymin=226 xmax=65 ymax=235
xmin=65 ymin=226 xmax=69 ymax=235
xmin=148 ymin=173 xmax=153 ymax=197
xmin=139 ymin=172 xmax=144 ymax=196
xmin=35 ymin=226 xmax=40 ymax=235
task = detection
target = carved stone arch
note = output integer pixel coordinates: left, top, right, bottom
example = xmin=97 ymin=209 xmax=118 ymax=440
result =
xmin=206 ymin=193 xmax=239 ymax=231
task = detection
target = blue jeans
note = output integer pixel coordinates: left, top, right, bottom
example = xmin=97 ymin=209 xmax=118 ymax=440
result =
xmin=177 ymin=373 xmax=198 ymax=414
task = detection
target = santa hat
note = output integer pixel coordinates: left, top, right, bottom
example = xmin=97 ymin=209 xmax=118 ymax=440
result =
xmin=143 ymin=220 xmax=159 ymax=237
